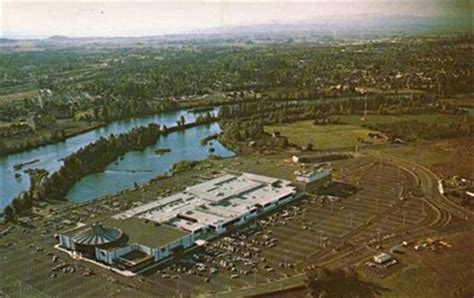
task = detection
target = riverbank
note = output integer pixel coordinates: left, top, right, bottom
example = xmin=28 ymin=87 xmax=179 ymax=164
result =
xmin=0 ymin=96 xmax=229 ymax=158
xmin=3 ymin=117 xmax=228 ymax=221
xmin=0 ymin=120 xmax=105 ymax=157
xmin=1 ymin=107 xmax=231 ymax=212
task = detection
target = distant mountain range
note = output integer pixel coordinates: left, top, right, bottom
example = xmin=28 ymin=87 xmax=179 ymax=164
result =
xmin=203 ymin=14 xmax=472 ymax=34
xmin=1 ymin=14 xmax=471 ymax=43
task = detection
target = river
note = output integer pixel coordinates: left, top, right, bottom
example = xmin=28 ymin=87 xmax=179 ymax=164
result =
xmin=0 ymin=108 xmax=234 ymax=210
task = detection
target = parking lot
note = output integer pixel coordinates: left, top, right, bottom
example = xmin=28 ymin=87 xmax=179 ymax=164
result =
xmin=140 ymin=156 xmax=431 ymax=295
xmin=0 ymin=155 xmax=437 ymax=297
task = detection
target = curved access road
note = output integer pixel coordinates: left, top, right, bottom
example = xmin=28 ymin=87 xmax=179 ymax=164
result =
xmin=372 ymin=152 xmax=473 ymax=222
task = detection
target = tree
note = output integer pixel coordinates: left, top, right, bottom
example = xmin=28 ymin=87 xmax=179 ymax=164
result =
xmin=305 ymin=268 xmax=385 ymax=298
xmin=3 ymin=205 xmax=15 ymax=223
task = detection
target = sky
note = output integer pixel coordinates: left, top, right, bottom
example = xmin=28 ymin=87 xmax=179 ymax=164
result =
xmin=1 ymin=1 xmax=471 ymax=38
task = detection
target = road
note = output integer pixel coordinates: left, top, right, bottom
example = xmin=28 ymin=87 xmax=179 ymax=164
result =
xmin=374 ymin=152 xmax=473 ymax=221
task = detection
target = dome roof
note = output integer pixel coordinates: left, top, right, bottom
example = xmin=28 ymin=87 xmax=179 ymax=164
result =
xmin=73 ymin=224 xmax=123 ymax=246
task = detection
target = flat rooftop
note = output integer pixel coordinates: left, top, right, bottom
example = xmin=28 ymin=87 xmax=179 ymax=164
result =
xmin=185 ymin=174 xmax=262 ymax=203
xmin=103 ymin=173 xmax=296 ymax=247
xmin=103 ymin=217 xmax=189 ymax=248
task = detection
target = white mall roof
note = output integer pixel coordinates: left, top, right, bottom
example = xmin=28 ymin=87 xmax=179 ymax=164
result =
xmin=185 ymin=174 xmax=262 ymax=203
xmin=113 ymin=172 xmax=296 ymax=234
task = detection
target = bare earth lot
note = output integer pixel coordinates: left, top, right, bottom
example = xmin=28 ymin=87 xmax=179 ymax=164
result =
xmin=375 ymin=137 xmax=474 ymax=180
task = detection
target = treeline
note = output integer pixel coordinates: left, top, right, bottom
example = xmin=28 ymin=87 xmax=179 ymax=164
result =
xmin=3 ymin=115 xmax=219 ymax=222
xmin=0 ymin=128 xmax=68 ymax=157
xmin=2 ymin=169 xmax=49 ymax=223
xmin=219 ymin=94 xmax=439 ymax=122
xmin=217 ymin=93 xmax=472 ymax=151
xmin=364 ymin=120 xmax=474 ymax=142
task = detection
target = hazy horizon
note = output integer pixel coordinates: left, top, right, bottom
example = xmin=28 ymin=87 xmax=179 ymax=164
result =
xmin=1 ymin=1 xmax=472 ymax=39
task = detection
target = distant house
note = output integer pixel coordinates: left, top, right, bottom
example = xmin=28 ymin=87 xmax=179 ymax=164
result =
xmin=373 ymin=252 xmax=393 ymax=264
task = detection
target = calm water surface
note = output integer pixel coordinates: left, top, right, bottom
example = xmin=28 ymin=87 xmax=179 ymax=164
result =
xmin=0 ymin=109 xmax=234 ymax=210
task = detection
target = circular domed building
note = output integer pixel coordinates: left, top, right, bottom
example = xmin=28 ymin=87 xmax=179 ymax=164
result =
xmin=59 ymin=223 xmax=124 ymax=257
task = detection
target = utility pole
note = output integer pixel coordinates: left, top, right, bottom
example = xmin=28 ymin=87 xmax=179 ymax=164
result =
xmin=254 ymin=270 xmax=257 ymax=286
xmin=362 ymin=97 xmax=368 ymax=121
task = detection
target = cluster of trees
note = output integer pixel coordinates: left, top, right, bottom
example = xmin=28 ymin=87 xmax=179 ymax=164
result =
xmin=219 ymin=119 xmax=266 ymax=144
xmin=219 ymin=118 xmax=289 ymax=150
xmin=0 ymin=123 xmax=33 ymax=137
xmin=2 ymin=35 xmax=472 ymax=124
xmin=2 ymin=169 xmax=49 ymax=222
xmin=364 ymin=120 xmax=473 ymax=142
xmin=195 ymin=112 xmax=217 ymax=125
xmin=0 ymin=127 xmax=67 ymax=157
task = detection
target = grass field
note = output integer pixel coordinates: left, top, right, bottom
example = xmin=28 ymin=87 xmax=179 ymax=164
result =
xmin=265 ymin=120 xmax=387 ymax=150
xmin=264 ymin=113 xmax=468 ymax=151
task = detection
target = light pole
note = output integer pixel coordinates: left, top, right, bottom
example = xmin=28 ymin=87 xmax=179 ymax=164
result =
xmin=319 ymin=230 xmax=323 ymax=247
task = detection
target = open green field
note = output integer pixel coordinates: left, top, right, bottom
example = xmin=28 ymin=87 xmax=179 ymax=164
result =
xmin=265 ymin=120 xmax=387 ymax=150
xmin=265 ymin=113 xmax=468 ymax=151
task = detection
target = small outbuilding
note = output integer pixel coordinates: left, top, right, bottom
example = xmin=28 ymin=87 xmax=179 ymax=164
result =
xmin=373 ymin=252 xmax=393 ymax=264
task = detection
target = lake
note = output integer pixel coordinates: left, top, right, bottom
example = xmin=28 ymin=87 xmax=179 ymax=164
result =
xmin=0 ymin=108 xmax=234 ymax=210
